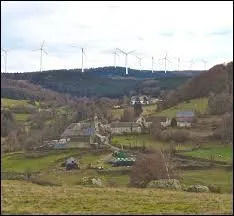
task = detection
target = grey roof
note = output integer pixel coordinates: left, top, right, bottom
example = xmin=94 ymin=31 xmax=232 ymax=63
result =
xmin=176 ymin=111 xmax=195 ymax=117
xmin=110 ymin=122 xmax=140 ymax=128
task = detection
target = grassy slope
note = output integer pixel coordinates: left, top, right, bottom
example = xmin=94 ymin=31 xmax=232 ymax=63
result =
xmin=1 ymin=180 xmax=232 ymax=215
xmin=152 ymin=97 xmax=208 ymax=118
xmin=111 ymin=97 xmax=208 ymax=120
xmin=1 ymin=98 xmax=30 ymax=108
xmin=181 ymin=168 xmax=232 ymax=193
xmin=111 ymin=134 xmax=171 ymax=150
xmin=182 ymin=146 xmax=233 ymax=163
xmin=2 ymin=150 xmax=110 ymax=173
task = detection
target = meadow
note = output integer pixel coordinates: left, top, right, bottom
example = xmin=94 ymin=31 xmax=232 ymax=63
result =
xmin=1 ymin=180 xmax=232 ymax=215
xmin=111 ymin=97 xmax=208 ymax=119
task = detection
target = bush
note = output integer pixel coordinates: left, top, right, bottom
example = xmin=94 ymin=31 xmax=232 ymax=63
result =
xmin=30 ymin=178 xmax=59 ymax=186
xmin=129 ymin=151 xmax=178 ymax=188
xmin=208 ymin=185 xmax=222 ymax=193
xmin=171 ymin=130 xmax=190 ymax=142
xmin=147 ymin=179 xmax=181 ymax=190
xmin=187 ymin=185 xmax=210 ymax=193
xmin=171 ymin=118 xmax=177 ymax=128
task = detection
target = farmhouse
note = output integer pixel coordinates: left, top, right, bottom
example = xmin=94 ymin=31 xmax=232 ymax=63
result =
xmin=148 ymin=116 xmax=171 ymax=128
xmin=61 ymin=122 xmax=95 ymax=142
xmin=130 ymin=95 xmax=150 ymax=105
xmin=176 ymin=111 xmax=195 ymax=127
xmin=110 ymin=122 xmax=142 ymax=134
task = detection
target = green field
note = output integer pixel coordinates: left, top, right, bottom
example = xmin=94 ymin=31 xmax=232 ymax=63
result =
xmin=111 ymin=108 xmax=124 ymax=120
xmin=14 ymin=113 xmax=31 ymax=121
xmin=2 ymin=150 xmax=83 ymax=172
xmin=151 ymin=97 xmax=208 ymax=118
xmin=2 ymin=180 xmax=232 ymax=215
xmin=111 ymin=134 xmax=171 ymax=150
xmin=1 ymin=150 xmax=111 ymax=173
xmin=182 ymin=146 xmax=233 ymax=163
xmin=111 ymin=98 xmax=208 ymax=119
xmin=181 ymin=168 xmax=232 ymax=193
xmin=1 ymin=98 xmax=30 ymax=108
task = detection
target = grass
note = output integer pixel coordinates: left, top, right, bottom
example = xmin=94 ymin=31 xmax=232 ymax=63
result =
xmin=181 ymin=146 xmax=233 ymax=163
xmin=111 ymin=134 xmax=171 ymax=150
xmin=2 ymin=150 xmax=85 ymax=172
xmin=1 ymin=180 xmax=233 ymax=215
xmin=111 ymin=108 xmax=124 ymax=120
xmin=151 ymin=97 xmax=208 ymax=118
xmin=14 ymin=113 xmax=31 ymax=121
xmin=181 ymin=168 xmax=233 ymax=193
xmin=1 ymin=98 xmax=30 ymax=108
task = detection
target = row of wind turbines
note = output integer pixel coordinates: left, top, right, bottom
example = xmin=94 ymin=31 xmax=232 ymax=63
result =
xmin=1 ymin=40 xmax=208 ymax=75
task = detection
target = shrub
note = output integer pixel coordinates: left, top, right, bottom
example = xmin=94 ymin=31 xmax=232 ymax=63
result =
xmin=187 ymin=185 xmax=210 ymax=193
xmin=171 ymin=118 xmax=177 ymax=128
xmin=129 ymin=151 xmax=178 ymax=188
xmin=171 ymin=130 xmax=190 ymax=142
xmin=147 ymin=179 xmax=181 ymax=190
xmin=30 ymin=178 xmax=59 ymax=186
xmin=208 ymin=185 xmax=222 ymax=193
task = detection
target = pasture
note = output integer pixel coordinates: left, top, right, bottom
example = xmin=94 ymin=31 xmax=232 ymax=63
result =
xmin=1 ymin=180 xmax=232 ymax=215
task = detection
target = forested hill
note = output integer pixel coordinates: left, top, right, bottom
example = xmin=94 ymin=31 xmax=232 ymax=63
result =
xmin=161 ymin=61 xmax=233 ymax=109
xmin=1 ymin=67 xmax=201 ymax=99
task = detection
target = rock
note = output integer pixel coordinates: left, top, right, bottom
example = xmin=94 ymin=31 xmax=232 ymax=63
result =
xmin=187 ymin=185 xmax=210 ymax=193
xmin=147 ymin=179 xmax=181 ymax=190
xmin=91 ymin=178 xmax=102 ymax=187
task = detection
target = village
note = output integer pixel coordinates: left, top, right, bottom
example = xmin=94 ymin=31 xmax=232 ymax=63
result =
xmin=36 ymin=96 xmax=197 ymax=170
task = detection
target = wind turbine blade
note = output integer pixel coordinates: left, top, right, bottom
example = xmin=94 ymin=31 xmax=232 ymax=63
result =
xmin=116 ymin=48 xmax=126 ymax=54
xmin=32 ymin=49 xmax=40 ymax=51
xmin=43 ymin=50 xmax=48 ymax=55
xmin=127 ymin=50 xmax=135 ymax=54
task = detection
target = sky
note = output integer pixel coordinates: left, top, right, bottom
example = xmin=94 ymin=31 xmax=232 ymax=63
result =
xmin=1 ymin=1 xmax=233 ymax=72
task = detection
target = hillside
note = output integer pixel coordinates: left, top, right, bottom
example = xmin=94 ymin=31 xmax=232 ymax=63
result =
xmin=161 ymin=62 xmax=233 ymax=109
xmin=2 ymin=180 xmax=232 ymax=215
xmin=1 ymin=78 xmax=74 ymax=106
xmin=1 ymin=67 xmax=200 ymax=98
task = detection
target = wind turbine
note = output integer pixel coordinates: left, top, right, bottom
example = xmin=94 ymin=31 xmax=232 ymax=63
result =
xmin=177 ymin=57 xmax=180 ymax=72
xmin=201 ymin=59 xmax=207 ymax=70
xmin=1 ymin=48 xmax=9 ymax=73
xmin=152 ymin=56 xmax=154 ymax=73
xmin=72 ymin=44 xmax=86 ymax=72
xmin=159 ymin=52 xmax=170 ymax=73
xmin=81 ymin=48 xmax=85 ymax=72
xmin=113 ymin=48 xmax=119 ymax=68
xmin=189 ymin=59 xmax=194 ymax=70
xmin=134 ymin=55 xmax=142 ymax=71
xmin=33 ymin=40 xmax=48 ymax=72
xmin=116 ymin=48 xmax=135 ymax=75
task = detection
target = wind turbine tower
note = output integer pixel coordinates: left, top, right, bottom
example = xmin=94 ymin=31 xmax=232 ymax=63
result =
xmin=178 ymin=57 xmax=180 ymax=72
xmin=134 ymin=55 xmax=142 ymax=71
xmin=152 ymin=56 xmax=154 ymax=73
xmin=1 ymin=48 xmax=8 ymax=73
xmin=116 ymin=48 xmax=135 ymax=75
xmin=113 ymin=48 xmax=119 ymax=68
xmin=159 ymin=52 xmax=170 ymax=73
xmin=33 ymin=40 xmax=48 ymax=72
xmin=81 ymin=48 xmax=85 ymax=72
xmin=202 ymin=59 xmax=207 ymax=70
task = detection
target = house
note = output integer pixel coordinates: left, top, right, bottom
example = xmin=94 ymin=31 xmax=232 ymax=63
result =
xmin=130 ymin=95 xmax=150 ymax=105
xmin=61 ymin=122 xmax=95 ymax=142
xmin=110 ymin=122 xmax=142 ymax=134
xmin=149 ymin=116 xmax=171 ymax=128
xmin=176 ymin=111 xmax=195 ymax=127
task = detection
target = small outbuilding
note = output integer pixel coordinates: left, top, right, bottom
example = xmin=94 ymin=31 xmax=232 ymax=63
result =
xmin=65 ymin=157 xmax=79 ymax=170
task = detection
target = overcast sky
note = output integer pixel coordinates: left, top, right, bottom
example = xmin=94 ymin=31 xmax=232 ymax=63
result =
xmin=1 ymin=1 xmax=233 ymax=72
